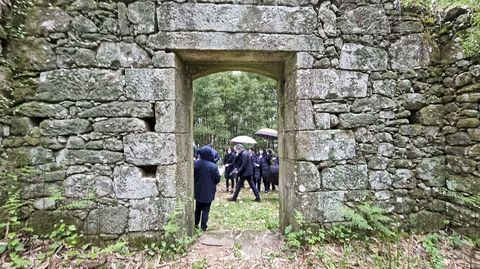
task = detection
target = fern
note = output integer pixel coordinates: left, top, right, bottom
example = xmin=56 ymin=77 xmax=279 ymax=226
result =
xmin=340 ymin=202 xmax=396 ymax=239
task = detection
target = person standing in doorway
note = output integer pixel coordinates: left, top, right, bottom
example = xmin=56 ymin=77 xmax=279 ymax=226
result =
xmin=228 ymin=144 xmax=261 ymax=202
xmin=194 ymin=146 xmax=221 ymax=231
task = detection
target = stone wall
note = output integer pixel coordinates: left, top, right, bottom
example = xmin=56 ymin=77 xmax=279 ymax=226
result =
xmin=0 ymin=0 xmax=478 ymax=240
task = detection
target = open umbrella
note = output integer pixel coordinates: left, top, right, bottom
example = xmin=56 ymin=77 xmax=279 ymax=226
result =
xmin=231 ymin=135 xmax=257 ymax=144
xmin=254 ymin=128 xmax=278 ymax=140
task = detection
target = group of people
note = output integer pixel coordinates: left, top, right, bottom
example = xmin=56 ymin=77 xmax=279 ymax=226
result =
xmin=193 ymin=143 xmax=279 ymax=231
xmin=223 ymin=147 xmax=278 ymax=194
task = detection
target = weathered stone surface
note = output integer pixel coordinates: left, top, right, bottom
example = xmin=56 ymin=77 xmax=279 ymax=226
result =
xmin=295 ymin=130 xmax=356 ymax=161
xmin=78 ymin=102 xmax=153 ymax=118
xmin=416 ymin=156 xmax=446 ymax=187
xmin=338 ymin=5 xmax=390 ymax=34
xmin=128 ymin=198 xmax=175 ymax=232
xmin=313 ymin=102 xmax=349 ymax=113
xmin=10 ymin=117 xmax=35 ymax=136
xmin=6 ymin=147 xmax=54 ymax=166
xmin=124 ymin=133 xmax=177 ymax=165
xmin=59 ymin=149 xmax=124 ymax=165
xmin=457 ymin=118 xmax=480 ymax=128
xmin=390 ymin=34 xmax=433 ymax=70
xmin=152 ymin=51 xmax=176 ymax=68
xmin=314 ymin=113 xmax=331 ymax=129
xmin=338 ymin=113 xmax=377 ymax=128
xmin=128 ymin=1 xmax=156 ymax=34
xmin=408 ymin=211 xmax=447 ymax=230
xmin=373 ymin=80 xmax=396 ymax=97
xmin=339 ymin=43 xmax=388 ymax=71
xmin=72 ymin=15 xmax=98 ymax=33
xmin=64 ymin=174 xmax=113 ymax=198
xmin=157 ymin=3 xmax=317 ymax=34
xmin=467 ymin=128 xmax=480 ymax=141
xmin=295 ymin=162 xmax=320 ymax=192
xmin=295 ymin=100 xmax=315 ymax=130
xmin=40 ymin=119 xmax=92 ymax=136
xmin=7 ymin=38 xmax=56 ymax=71
xmin=97 ymin=42 xmax=151 ymax=68
xmin=296 ymin=69 xmax=368 ymax=99
xmin=369 ymin=170 xmax=392 ymax=190
xmin=322 ymin=164 xmax=368 ymax=190
xmin=113 ymin=166 xmax=159 ymax=199
xmin=456 ymin=93 xmax=480 ymax=103
xmin=35 ymin=69 xmax=124 ymax=102
xmin=156 ymin=165 xmax=177 ymax=198
xmin=33 ymin=198 xmax=56 ymax=210
xmin=300 ymin=191 xmax=346 ymax=222
xmin=72 ymin=48 xmax=97 ymax=67
xmin=93 ymin=118 xmax=149 ymax=134
xmin=393 ymin=169 xmax=415 ymax=189
xmin=155 ymin=101 xmax=176 ymax=133
xmin=401 ymin=93 xmax=427 ymax=110
xmin=17 ymin=102 xmax=68 ymax=119
xmin=318 ymin=2 xmax=337 ymax=36
xmin=446 ymin=132 xmax=472 ymax=145
xmin=84 ymin=206 xmax=128 ymax=234
xmin=25 ymin=7 xmax=72 ymax=34
xmin=147 ymin=32 xmax=323 ymax=51
xmin=447 ymin=175 xmax=480 ymax=194
xmin=351 ymin=95 xmax=395 ymax=112
xmin=415 ymin=105 xmax=445 ymax=126
xmin=125 ymin=69 xmax=176 ymax=101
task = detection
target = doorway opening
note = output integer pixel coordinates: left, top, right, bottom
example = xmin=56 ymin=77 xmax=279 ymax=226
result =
xmin=173 ymin=50 xmax=297 ymax=235
xmin=192 ymin=71 xmax=279 ymax=231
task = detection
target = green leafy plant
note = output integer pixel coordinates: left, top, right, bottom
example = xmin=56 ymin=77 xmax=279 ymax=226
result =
xmin=423 ymin=233 xmax=445 ymax=269
xmin=340 ymin=202 xmax=396 ymax=240
xmin=284 ymin=212 xmax=325 ymax=251
xmin=191 ymin=258 xmax=208 ymax=269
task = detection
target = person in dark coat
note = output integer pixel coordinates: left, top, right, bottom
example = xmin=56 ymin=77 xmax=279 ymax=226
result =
xmin=223 ymin=148 xmax=236 ymax=193
xmin=248 ymin=148 xmax=261 ymax=189
xmin=228 ymin=144 xmax=261 ymax=202
xmin=259 ymin=148 xmax=273 ymax=193
xmin=194 ymin=146 xmax=221 ymax=231
xmin=255 ymin=149 xmax=266 ymax=192
xmin=205 ymin=144 xmax=220 ymax=163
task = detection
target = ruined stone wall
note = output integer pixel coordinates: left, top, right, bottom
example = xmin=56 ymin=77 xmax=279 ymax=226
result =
xmin=0 ymin=0 xmax=478 ymax=240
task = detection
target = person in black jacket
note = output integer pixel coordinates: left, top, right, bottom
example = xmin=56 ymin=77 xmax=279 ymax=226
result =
xmin=194 ymin=146 xmax=221 ymax=231
xmin=251 ymin=149 xmax=262 ymax=191
xmin=228 ymin=144 xmax=261 ymax=202
xmin=223 ymin=148 xmax=236 ymax=193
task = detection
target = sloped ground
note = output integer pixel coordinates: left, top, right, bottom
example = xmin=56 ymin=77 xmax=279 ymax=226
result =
xmin=2 ymin=182 xmax=479 ymax=268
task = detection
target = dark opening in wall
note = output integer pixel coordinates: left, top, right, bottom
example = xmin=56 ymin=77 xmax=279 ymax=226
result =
xmin=139 ymin=165 xmax=157 ymax=178
xmin=407 ymin=110 xmax=419 ymax=124
xmin=31 ymin=117 xmax=48 ymax=126
xmin=144 ymin=117 xmax=156 ymax=131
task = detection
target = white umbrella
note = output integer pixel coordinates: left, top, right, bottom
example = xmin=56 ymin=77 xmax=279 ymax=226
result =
xmin=231 ymin=135 xmax=257 ymax=144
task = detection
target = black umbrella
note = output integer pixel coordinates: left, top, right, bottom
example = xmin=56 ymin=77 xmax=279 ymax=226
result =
xmin=254 ymin=128 xmax=278 ymax=140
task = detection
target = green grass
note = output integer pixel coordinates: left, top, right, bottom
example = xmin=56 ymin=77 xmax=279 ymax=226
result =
xmin=208 ymin=186 xmax=279 ymax=231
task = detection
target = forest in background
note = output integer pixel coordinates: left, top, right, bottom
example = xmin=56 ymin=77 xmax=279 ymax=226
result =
xmin=193 ymin=71 xmax=278 ymax=152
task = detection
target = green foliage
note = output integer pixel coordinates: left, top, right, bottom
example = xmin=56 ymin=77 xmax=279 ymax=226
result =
xmin=423 ymin=233 xmax=445 ymax=269
xmin=402 ymin=0 xmax=480 ymax=57
xmin=191 ymin=258 xmax=208 ymax=269
xmin=340 ymin=202 xmax=396 ymax=240
xmin=193 ymin=72 xmax=277 ymax=150
xmin=209 ymin=191 xmax=279 ymax=231
xmin=144 ymin=202 xmax=197 ymax=261
xmin=284 ymin=212 xmax=325 ymax=251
